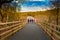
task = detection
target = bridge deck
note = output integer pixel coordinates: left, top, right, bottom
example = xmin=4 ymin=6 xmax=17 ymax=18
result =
xmin=9 ymin=23 xmax=51 ymax=40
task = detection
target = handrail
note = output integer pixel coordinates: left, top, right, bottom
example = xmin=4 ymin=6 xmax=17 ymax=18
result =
xmin=44 ymin=22 xmax=60 ymax=28
xmin=0 ymin=21 xmax=21 ymax=25
xmin=0 ymin=23 xmax=21 ymax=31
xmin=0 ymin=20 xmax=26 ymax=40
xmin=0 ymin=24 xmax=20 ymax=36
xmin=38 ymin=21 xmax=60 ymax=40
xmin=44 ymin=22 xmax=60 ymax=40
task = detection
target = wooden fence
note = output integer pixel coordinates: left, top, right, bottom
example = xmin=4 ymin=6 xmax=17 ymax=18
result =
xmin=0 ymin=21 xmax=26 ymax=40
xmin=38 ymin=21 xmax=60 ymax=40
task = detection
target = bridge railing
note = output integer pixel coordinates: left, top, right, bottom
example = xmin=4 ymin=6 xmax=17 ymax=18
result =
xmin=0 ymin=20 xmax=26 ymax=40
xmin=38 ymin=21 xmax=60 ymax=40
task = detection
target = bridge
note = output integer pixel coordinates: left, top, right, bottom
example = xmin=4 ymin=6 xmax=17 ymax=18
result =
xmin=0 ymin=14 xmax=60 ymax=40
xmin=0 ymin=0 xmax=60 ymax=40
xmin=0 ymin=8 xmax=60 ymax=40
xmin=0 ymin=9 xmax=60 ymax=40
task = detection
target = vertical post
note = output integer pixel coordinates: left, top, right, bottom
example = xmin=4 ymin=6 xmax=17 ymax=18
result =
xmin=56 ymin=8 xmax=59 ymax=25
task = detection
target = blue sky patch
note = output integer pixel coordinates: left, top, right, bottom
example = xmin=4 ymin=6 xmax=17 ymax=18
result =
xmin=21 ymin=1 xmax=52 ymax=7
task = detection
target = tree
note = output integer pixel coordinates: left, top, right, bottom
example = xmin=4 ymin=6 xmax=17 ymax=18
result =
xmin=50 ymin=0 xmax=60 ymax=25
xmin=0 ymin=0 xmax=13 ymax=22
xmin=0 ymin=0 xmax=25 ymax=22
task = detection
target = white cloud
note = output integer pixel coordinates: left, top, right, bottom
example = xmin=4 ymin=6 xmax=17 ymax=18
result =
xmin=29 ymin=0 xmax=46 ymax=1
xmin=20 ymin=6 xmax=51 ymax=12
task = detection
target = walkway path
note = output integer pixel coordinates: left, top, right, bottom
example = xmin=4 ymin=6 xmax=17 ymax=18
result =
xmin=9 ymin=23 xmax=51 ymax=40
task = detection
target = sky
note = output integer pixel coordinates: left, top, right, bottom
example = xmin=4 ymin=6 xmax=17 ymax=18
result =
xmin=9 ymin=0 xmax=56 ymax=12
xmin=21 ymin=1 xmax=51 ymax=7
xmin=17 ymin=0 xmax=55 ymax=12
xmin=26 ymin=0 xmax=56 ymax=1
xmin=26 ymin=0 xmax=48 ymax=1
